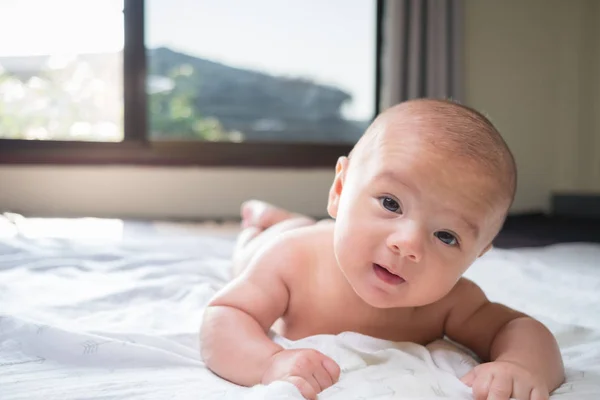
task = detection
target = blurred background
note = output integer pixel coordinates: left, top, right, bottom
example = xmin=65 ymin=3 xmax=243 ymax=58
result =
xmin=0 ymin=0 xmax=598 ymax=233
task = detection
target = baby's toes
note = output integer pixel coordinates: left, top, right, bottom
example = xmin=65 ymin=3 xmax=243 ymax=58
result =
xmin=240 ymin=200 xmax=264 ymax=228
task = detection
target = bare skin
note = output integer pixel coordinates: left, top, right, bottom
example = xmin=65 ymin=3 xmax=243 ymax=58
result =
xmin=201 ymin=100 xmax=564 ymax=400
xmin=234 ymin=201 xmax=452 ymax=344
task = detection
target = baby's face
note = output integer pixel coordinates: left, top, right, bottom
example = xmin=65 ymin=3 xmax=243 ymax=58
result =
xmin=329 ymin=134 xmax=507 ymax=309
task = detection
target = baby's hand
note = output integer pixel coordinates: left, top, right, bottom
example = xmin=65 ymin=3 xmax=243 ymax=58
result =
xmin=461 ymin=361 xmax=549 ymax=400
xmin=262 ymin=348 xmax=341 ymax=400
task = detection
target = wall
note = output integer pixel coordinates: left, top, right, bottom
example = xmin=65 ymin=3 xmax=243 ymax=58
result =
xmin=464 ymin=0 xmax=600 ymax=212
xmin=0 ymin=0 xmax=598 ymax=219
xmin=593 ymin=0 xmax=600 ymax=189
xmin=0 ymin=166 xmax=333 ymax=219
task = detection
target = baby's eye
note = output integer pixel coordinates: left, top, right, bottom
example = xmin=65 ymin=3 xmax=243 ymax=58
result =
xmin=379 ymin=196 xmax=401 ymax=213
xmin=434 ymin=231 xmax=459 ymax=246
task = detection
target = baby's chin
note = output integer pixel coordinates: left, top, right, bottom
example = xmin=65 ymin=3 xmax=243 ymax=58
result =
xmin=349 ymin=281 xmax=415 ymax=309
xmin=361 ymin=296 xmax=404 ymax=309
xmin=349 ymin=278 xmax=444 ymax=309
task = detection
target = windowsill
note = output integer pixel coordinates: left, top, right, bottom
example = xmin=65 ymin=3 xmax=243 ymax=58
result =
xmin=0 ymin=139 xmax=351 ymax=168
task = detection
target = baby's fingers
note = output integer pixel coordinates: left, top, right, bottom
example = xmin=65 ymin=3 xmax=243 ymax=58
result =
xmin=311 ymin=364 xmax=334 ymax=391
xmin=471 ymin=371 xmax=492 ymax=400
xmin=285 ymin=376 xmax=317 ymax=400
xmin=460 ymin=369 xmax=476 ymax=387
xmin=531 ymin=387 xmax=550 ymax=400
xmin=487 ymin=374 xmax=513 ymax=400
xmin=321 ymin=356 xmax=341 ymax=383
xmin=512 ymin=379 xmax=532 ymax=400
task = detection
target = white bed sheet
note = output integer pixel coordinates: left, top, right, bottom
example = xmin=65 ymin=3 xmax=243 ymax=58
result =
xmin=0 ymin=217 xmax=599 ymax=399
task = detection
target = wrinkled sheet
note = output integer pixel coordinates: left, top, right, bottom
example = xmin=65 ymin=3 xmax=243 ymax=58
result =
xmin=0 ymin=217 xmax=599 ymax=399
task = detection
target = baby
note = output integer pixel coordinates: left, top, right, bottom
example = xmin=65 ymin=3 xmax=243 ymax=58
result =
xmin=201 ymin=99 xmax=564 ymax=400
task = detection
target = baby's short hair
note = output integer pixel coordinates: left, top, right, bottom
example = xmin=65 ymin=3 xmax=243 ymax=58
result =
xmin=350 ymin=98 xmax=517 ymax=209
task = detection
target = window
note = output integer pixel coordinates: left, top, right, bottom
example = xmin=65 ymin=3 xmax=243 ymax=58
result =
xmin=0 ymin=0 xmax=124 ymax=142
xmin=0 ymin=0 xmax=382 ymax=166
xmin=146 ymin=0 xmax=375 ymax=145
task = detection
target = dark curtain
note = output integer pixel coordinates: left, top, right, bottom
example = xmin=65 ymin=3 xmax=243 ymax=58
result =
xmin=381 ymin=0 xmax=463 ymax=107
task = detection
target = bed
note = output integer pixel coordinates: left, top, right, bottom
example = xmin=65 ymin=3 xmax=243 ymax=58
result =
xmin=1 ymin=214 xmax=599 ymax=399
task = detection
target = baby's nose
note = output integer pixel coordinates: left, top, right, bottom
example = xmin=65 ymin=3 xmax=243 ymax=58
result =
xmin=387 ymin=227 xmax=424 ymax=263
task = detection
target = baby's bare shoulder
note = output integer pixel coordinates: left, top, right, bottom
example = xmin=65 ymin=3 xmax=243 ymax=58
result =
xmin=257 ymin=223 xmax=333 ymax=278
xmin=448 ymin=277 xmax=486 ymax=301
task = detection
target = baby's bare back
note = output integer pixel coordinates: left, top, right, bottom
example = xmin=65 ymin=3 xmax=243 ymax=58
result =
xmin=270 ymin=223 xmax=451 ymax=345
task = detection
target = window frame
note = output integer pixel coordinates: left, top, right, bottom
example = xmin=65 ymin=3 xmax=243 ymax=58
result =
xmin=0 ymin=0 xmax=383 ymax=168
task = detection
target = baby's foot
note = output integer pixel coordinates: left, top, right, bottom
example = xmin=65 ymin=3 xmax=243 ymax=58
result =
xmin=240 ymin=200 xmax=297 ymax=230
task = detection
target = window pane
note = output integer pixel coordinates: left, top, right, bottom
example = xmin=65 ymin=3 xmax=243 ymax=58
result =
xmin=146 ymin=0 xmax=375 ymax=144
xmin=0 ymin=0 xmax=124 ymax=142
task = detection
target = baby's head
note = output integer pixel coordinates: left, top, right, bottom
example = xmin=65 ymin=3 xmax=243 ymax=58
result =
xmin=326 ymin=99 xmax=516 ymax=308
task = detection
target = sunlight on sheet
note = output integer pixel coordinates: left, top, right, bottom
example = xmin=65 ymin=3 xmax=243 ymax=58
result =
xmin=0 ymin=213 xmax=124 ymax=240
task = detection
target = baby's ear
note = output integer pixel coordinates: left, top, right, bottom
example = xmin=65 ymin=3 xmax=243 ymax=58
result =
xmin=327 ymin=156 xmax=348 ymax=219
xmin=478 ymin=243 xmax=493 ymax=257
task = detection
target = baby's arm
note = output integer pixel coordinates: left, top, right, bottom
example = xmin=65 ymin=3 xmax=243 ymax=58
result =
xmin=201 ymin=236 xmax=291 ymax=385
xmin=444 ymin=279 xmax=564 ymax=400
xmin=201 ymin=234 xmax=340 ymax=399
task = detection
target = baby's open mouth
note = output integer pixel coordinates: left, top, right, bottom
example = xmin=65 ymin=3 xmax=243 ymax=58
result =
xmin=373 ymin=263 xmax=405 ymax=285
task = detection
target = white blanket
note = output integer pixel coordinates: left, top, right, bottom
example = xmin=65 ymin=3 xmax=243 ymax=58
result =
xmin=1 ymin=217 xmax=599 ymax=399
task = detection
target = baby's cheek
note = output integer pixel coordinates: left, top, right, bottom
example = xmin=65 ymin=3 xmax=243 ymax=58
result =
xmin=336 ymin=224 xmax=367 ymax=257
xmin=333 ymin=233 xmax=358 ymax=271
